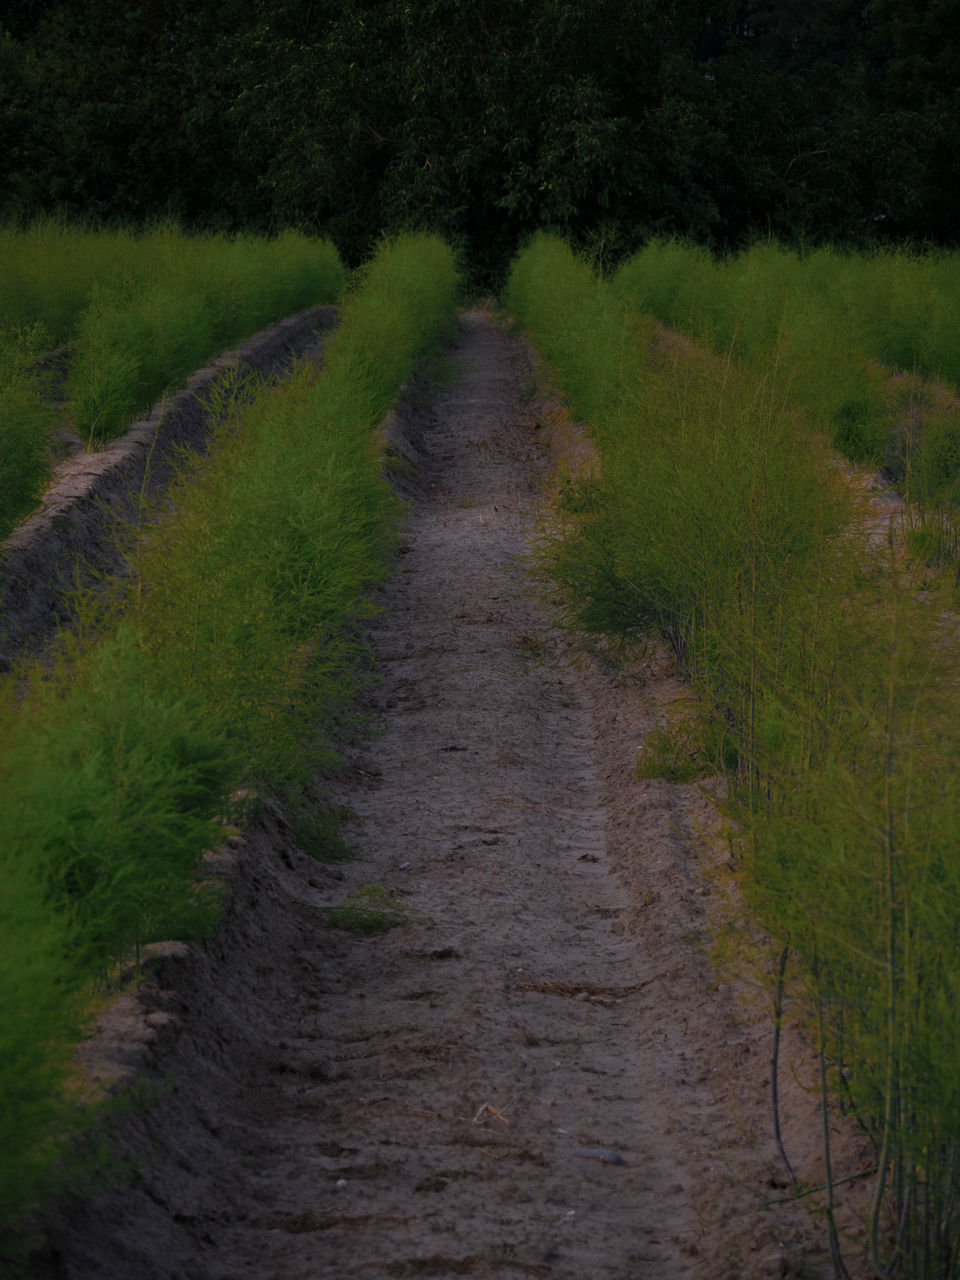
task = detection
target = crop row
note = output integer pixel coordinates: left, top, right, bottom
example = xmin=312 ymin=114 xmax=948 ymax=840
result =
xmin=0 ymin=219 xmax=347 ymax=347
xmin=0 ymin=234 xmax=460 ymax=1234
xmin=506 ymin=233 xmax=960 ymax=1277
xmin=0 ymin=223 xmax=345 ymax=539
xmin=616 ymin=240 xmax=960 ymax=562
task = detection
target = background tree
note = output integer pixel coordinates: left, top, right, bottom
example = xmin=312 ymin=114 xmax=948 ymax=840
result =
xmin=1 ymin=0 xmax=957 ymax=282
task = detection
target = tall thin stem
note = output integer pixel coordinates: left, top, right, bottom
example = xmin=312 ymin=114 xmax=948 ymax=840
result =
xmin=870 ymin=550 xmax=902 ymax=1277
xmin=771 ymin=941 xmax=797 ymax=1184
xmin=816 ymin=953 xmax=852 ymax=1280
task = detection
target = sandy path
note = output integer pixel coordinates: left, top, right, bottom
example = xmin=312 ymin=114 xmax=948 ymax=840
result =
xmin=28 ymin=312 xmax=861 ymax=1279
xmin=229 ymin=311 xmax=703 ymax=1278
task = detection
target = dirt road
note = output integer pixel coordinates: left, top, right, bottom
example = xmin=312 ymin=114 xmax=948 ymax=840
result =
xmin=29 ymin=312 xmax=859 ymax=1279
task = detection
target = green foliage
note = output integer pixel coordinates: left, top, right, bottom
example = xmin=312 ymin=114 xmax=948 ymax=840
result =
xmin=744 ymin=618 xmax=960 ymax=1276
xmin=0 ymin=855 xmax=85 ymax=1229
xmin=615 ymin=238 xmax=960 ymax=553
xmin=831 ymin=395 xmax=884 ymax=462
xmin=0 ymin=218 xmax=142 ymax=344
xmin=0 ymin=632 xmax=236 ymax=1231
xmin=324 ymin=885 xmax=416 ymax=935
xmin=507 ymin=234 xmax=960 ymax=1275
xmin=0 ymin=232 xmax=458 ymax=1230
xmin=0 ymin=322 xmax=54 ymax=537
xmin=917 ymin=413 xmax=960 ymax=505
xmin=8 ymin=0 xmax=947 ymax=286
xmin=0 ymin=221 xmax=345 ymax=535
xmin=287 ymin=800 xmax=360 ymax=865
xmin=61 ymin=227 xmax=345 ymax=443
xmin=634 ymin=706 xmax=725 ymax=784
xmin=509 ymin=235 xmax=844 ymax=661
xmin=504 ymin=233 xmax=628 ymax=426
xmin=127 ymin=234 xmax=458 ymax=788
xmin=4 ymin=638 xmax=236 ymax=971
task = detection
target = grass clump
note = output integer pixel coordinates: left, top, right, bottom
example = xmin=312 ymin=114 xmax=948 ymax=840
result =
xmin=324 ymin=885 xmax=416 ymax=935
xmin=506 ymin=233 xmax=960 ymax=1276
xmin=634 ymin=705 xmax=732 ymax=783
xmin=0 ymin=232 xmax=459 ymax=1234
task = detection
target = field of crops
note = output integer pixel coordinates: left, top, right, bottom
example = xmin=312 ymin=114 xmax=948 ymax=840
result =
xmin=507 ymin=233 xmax=960 ymax=1277
xmin=6 ymin=220 xmax=960 ymax=1274
xmin=614 ymin=240 xmax=960 ymax=561
xmin=0 ymin=231 xmax=459 ymax=1230
xmin=0 ymin=222 xmax=345 ymax=538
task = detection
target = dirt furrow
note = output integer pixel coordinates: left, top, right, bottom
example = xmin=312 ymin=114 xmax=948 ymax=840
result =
xmin=27 ymin=311 xmax=858 ymax=1280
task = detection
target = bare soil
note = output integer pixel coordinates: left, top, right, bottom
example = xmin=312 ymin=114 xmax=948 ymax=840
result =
xmin=23 ymin=312 xmax=871 ymax=1279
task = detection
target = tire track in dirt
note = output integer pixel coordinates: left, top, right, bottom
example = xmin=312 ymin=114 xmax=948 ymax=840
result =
xmin=27 ymin=311 xmax=861 ymax=1279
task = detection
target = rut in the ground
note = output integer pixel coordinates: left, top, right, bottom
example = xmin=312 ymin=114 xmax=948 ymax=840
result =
xmin=31 ymin=312 xmax=851 ymax=1280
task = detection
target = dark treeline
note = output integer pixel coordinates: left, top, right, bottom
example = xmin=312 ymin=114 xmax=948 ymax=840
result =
xmin=1 ymin=1 xmax=957 ymax=284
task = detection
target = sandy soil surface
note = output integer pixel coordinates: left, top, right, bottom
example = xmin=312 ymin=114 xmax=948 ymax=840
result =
xmin=23 ymin=312 xmax=871 ymax=1279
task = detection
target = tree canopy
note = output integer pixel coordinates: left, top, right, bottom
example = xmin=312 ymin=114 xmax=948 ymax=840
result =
xmin=1 ymin=1 xmax=956 ymax=282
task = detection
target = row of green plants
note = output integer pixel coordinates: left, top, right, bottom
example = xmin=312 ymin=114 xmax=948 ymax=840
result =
xmin=0 ymin=218 xmax=346 ymax=348
xmin=0 ymin=321 xmax=56 ymax=539
xmin=0 ymin=220 xmax=345 ymax=539
xmin=1 ymin=217 xmax=161 ymax=344
xmin=0 ymin=233 xmax=460 ymax=1239
xmin=613 ymin=240 xmax=960 ymax=561
xmin=506 ymin=233 xmax=960 ymax=1277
